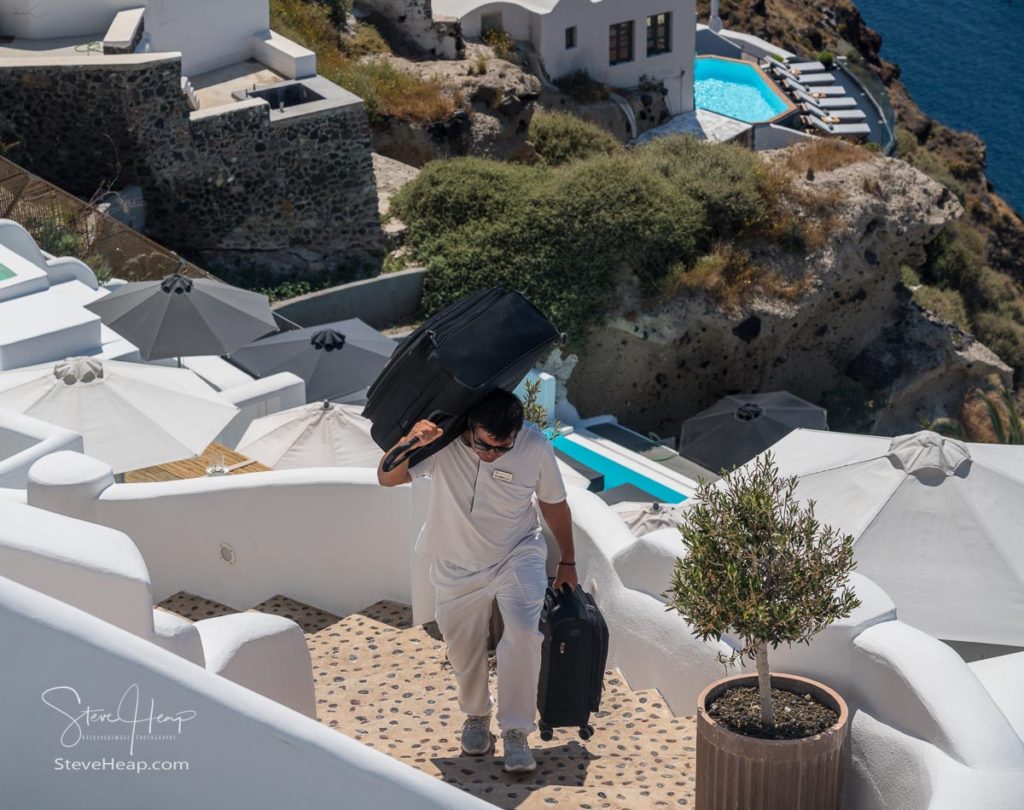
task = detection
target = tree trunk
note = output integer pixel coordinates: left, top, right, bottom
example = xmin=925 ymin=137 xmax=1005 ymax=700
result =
xmin=755 ymin=642 xmax=774 ymax=727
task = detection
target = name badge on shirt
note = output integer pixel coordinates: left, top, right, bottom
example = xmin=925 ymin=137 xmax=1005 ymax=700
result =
xmin=492 ymin=470 xmax=514 ymax=483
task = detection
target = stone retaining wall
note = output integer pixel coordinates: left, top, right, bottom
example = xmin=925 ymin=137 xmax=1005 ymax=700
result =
xmin=273 ymin=266 xmax=426 ymax=329
xmin=0 ymin=54 xmax=383 ymax=283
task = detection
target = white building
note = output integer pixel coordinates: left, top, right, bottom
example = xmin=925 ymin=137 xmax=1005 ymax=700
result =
xmin=434 ymin=0 xmax=696 ymax=114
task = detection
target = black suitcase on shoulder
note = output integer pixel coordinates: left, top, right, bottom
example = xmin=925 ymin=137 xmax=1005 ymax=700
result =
xmin=537 ymin=583 xmax=610 ymax=741
xmin=364 ymin=286 xmax=561 ymax=471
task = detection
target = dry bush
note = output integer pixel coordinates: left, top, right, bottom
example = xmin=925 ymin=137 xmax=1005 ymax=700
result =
xmin=270 ymin=0 xmax=457 ymax=123
xmin=663 ymin=243 xmax=812 ymax=311
xmin=758 ymin=165 xmax=844 ymax=253
xmin=778 ymin=139 xmax=873 ymax=177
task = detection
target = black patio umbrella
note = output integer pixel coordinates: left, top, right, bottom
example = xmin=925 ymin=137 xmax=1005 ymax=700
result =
xmin=85 ymin=273 xmax=278 ymax=361
xmin=230 ymin=318 xmax=397 ymax=404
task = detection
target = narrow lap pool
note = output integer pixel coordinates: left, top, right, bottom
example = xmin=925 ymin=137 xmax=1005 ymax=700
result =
xmin=695 ymin=56 xmax=794 ymax=123
xmin=553 ymin=434 xmax=688 ymax=504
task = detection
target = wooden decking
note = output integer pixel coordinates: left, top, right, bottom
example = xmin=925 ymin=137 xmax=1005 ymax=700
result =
xmin=124 ymin=442 xmax=270 ymax=483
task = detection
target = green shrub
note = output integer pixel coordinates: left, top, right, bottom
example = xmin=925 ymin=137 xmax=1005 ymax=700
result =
xmin=340 ymin=22 xmax=389 ymax=57
xmin=393 ymin=135 xmax=803 ymax=339
xmin=895 ymin=127 xmax=918 ymax=158
xmin=668 ymin=453 xmax=859 ymax=727
xmin=974 ymin=313 xmax=1024 ymax=375
xmin=553 ymin=69 xmax=610 ymax=103
xmin=482 ymin=27 xmax=515 ymax=60
xmin=636 ymin=136 xmax=771 ymax=237
xmin=528 ymin=111 xmax=622 ymax=165
xmin=913 ymin=284 xmax=971 ymax=330
xmin=816 ymin=50 xmax=835 ymax=69
xmin=22 ymin=215 xmax=112 ymax=283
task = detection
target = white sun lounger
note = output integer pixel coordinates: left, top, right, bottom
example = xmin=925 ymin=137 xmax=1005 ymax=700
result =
xmin=801 ymin=101 xmax=867 ymax=122
xmin=805 ymin=116 xmax=871 ymax=137
xmin=770 ymin=63 xmax=836 ymax=84
xmin=785 ymin=60 xmax=827 ymax=73
xmin=784 ymin=78 xmax=847 ymax=96
xmin=792 ymin=89 xmax=858 ymax=108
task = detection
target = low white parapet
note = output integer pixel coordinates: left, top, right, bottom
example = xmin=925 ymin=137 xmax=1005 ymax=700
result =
xmin=0 ymin=575 xmax=490 ymax=808
xmin=0 ymin=408 xmax=82 ymax=489
xmin=197 ymin=612 xmax=316 ymax=717
xmin=103 ymin=7 xmax=146 ymax=55
xmin=0 ymin=501 xmax=154 ymax=638
xmin=26 ymin=452 xmax=426 ymax=619
xmin=251 ymin=30 xmax=316 ymax=80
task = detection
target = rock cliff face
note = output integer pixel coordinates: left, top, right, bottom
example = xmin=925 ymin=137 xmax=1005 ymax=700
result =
xmin=695 ymin=0 xmax=1024 ymax=284
xmin=558 ymin=155 xmax=1011 ymax=438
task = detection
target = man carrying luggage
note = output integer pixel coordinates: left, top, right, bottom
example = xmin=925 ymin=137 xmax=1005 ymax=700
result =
xmin=377 ymin=389 xmax=575 ymax=773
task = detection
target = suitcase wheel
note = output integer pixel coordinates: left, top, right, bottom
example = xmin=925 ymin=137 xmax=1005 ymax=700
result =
xmin=539 ymin=723 xmax=554 ymax=742
xmin=579 ymin=725 xmax=594 ymax=741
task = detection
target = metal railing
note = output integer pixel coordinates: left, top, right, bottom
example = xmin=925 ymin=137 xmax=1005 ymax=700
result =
xmin=836 ymin=58 xmax=898 ymax=155
xmin=0 ymin=156 xmax=216 ymax=283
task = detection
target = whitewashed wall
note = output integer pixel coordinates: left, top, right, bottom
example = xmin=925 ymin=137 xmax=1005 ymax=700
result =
xmin=27 ymin=452 xmax=426 ymax=617
xmin=0 ymin=575 xmax=489 ymax=809
xmin=537 ymin=0 xmax=695 ymax=113
xmin=449 ymin=0 xmax=695 ymax=113
xmin=0 ymin=409 xmax=83 ymax=489
xmin=0 ymin=0 xmax=127 ymax=38
xmin=0 ymin=0 xmax=271 ymax=75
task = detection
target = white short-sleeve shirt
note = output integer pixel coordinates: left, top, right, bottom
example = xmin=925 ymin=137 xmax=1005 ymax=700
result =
xmin=410 ymin=423 xmax=567 ymax=569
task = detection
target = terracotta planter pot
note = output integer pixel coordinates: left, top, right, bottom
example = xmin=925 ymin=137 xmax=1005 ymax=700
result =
xmin=696 ymin=672 xmax=849 ymax=810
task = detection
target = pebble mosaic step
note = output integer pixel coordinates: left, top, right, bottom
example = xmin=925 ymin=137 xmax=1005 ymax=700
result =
xmin=157 ymin=592 xmax=697 ymax=809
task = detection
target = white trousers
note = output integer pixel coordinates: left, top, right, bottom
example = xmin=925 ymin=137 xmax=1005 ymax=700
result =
xmin=429 ymin=535 xmax=547 ymax=734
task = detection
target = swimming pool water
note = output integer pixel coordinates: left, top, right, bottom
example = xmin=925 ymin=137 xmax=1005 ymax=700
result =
xmin=695 ymin=56 xmax=790 ymax=123
xmin=0 ymin=263 xmax=14 ymax=281
xmin=552 ymin=435 xmax=688 ymax=504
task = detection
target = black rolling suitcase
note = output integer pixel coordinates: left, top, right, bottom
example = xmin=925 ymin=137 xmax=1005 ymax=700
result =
xmin=536 ymin=583 xmax=610 ymax=742
xmin=364 ymin=286 xmax=561 ymax=471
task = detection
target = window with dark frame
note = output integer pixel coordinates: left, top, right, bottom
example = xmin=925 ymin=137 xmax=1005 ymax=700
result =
xmin=565 ymin=26 xmax=577 ymax=49
xmin=609 ymin=20 xmax=634 ymax=65
xmin=646 ymin=12 xmax=671 ymax=56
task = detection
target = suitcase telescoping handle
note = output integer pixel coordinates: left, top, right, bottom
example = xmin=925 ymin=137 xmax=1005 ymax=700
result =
xmin=382 ymin=435 xmax=420 ymax=473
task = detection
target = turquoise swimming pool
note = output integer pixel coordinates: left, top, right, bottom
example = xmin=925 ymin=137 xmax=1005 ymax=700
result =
xmin=695 ymin=56 xmax=793 ymax=123
xmin=552 ymin=434 xmax=688 ymax=504
xmin=0 ymin=263 xmax=14 ymax=281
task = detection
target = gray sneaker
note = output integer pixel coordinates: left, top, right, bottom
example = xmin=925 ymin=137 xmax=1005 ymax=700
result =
xmin=501 ymin=729 xmax=536 ymax=773
xmin=460 ymin=714 xmax=493 ymax=756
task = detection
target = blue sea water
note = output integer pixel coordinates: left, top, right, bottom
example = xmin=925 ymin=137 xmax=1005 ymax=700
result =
xmin=853 ymin=0 xmax=1024 ymax=215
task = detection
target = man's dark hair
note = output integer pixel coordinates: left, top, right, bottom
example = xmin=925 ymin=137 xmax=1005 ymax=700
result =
xmin=467 ymin=389 xmax=524 ymax=440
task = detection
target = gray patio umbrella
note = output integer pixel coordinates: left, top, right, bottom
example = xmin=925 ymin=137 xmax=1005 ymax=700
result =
xmin=679 ymin=391 xmax=828 ymax=474
xmin=85 ymin=273 xmax=278 ymax=361
xmin=230 ymin=318 xmax=396 ymax=404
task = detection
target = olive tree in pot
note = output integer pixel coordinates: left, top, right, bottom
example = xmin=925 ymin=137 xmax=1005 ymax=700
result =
xmin=669 ymin=453 xmax=860 ymax=810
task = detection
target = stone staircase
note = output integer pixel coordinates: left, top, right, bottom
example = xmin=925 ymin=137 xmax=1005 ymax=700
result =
xmin=157 ymin=593 xmax=697 ymax=809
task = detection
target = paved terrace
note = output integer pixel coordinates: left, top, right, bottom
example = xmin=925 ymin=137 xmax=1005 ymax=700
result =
xmin=158 ymin=593 xmax=698 ymax=809
xmin=191 ymin=59 xmax=287 ymax=110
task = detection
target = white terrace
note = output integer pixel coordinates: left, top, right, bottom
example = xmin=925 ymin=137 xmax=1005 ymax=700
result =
xmin=2 ymin=438 xmax=1024 ymax=807
xmin=0 ymin=0 xmax=317 ymax=110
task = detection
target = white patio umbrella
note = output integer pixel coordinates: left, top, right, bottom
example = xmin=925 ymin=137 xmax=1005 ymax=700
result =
xmin=235 ymin=400 xmax=381 ymax=470
xmin=743 ymin=428 xmax=1024 ymax=647
xmin=680 ymin=391 xmax=828 ymax=473
xmin=0 ymin=357 xmax=238 ymax=474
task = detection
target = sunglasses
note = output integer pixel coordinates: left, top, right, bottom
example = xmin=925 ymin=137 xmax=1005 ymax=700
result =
xmin=468 ymin=432 xmax=516 ymax=455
